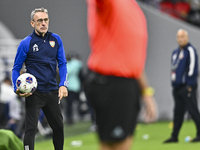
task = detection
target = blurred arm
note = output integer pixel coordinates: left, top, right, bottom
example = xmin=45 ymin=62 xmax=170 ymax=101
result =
xmin=138 ymin=71 xmax=157 ymax=123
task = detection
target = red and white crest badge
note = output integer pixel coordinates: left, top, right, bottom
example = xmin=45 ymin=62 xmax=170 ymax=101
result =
xmin=49 ymin=41 xmax=55 ymax=48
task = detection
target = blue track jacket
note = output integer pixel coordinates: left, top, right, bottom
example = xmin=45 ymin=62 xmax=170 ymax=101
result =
xmin=171 ymin=43 xmax=198 ymax=88
xmin=12 ymin=30 xmax=68 ymax=93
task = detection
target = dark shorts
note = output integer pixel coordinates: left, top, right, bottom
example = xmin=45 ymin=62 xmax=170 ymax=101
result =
xmin=85 ymin=71 xmax=141 ymax=142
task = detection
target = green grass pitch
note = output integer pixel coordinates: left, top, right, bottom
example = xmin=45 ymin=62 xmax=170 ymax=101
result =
xmin=35 ymin=121 xmax=200 ymax=150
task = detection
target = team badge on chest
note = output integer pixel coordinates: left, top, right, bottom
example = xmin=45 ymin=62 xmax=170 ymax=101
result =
xmin=179 ymin=50 xmax=184 ymax=59
xmin=49 ymin=41 xmax=55 ymax=48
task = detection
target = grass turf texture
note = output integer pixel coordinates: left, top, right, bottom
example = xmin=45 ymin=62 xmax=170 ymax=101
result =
xmin=35 ymin=121 xmax=200 ymax=150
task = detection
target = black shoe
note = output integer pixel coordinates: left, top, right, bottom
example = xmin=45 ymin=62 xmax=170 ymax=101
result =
xmin=163 ymin=137 xmax=178 ymax=143
xmin=191 ymin=136 xmax=200 ymax=142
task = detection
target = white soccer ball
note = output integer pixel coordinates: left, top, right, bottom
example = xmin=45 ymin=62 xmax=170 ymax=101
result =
xmin=16 ymin=73 xmax=37 ymax=94
xmin=185 ymin=136 xmax=191 ymax=142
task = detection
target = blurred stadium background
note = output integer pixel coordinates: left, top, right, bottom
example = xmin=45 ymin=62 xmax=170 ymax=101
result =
xmin=1 ymin=0 xmax=200 ymax=148
xmin=1 ymin=0 xmax=200 ymax=120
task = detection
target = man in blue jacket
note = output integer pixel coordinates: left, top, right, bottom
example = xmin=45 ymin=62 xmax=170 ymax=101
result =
xmin=12 ymin=7 xmax=68 ymax=150
xmin=164 ymin=29 xmax=200 ymax=143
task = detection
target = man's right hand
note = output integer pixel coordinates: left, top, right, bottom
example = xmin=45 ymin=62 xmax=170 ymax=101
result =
xmin=16 ymin=89 xmax=32 ymax=97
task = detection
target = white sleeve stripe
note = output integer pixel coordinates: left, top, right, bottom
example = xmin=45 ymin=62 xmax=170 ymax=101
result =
xmin=64 ymin=73 xmax=69 ymax=87
xmin=188 ymin=46 xmax=195 ymax=76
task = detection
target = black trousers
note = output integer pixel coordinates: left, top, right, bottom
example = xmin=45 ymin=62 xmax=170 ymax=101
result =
xmin=24 ymin=90 xmax=64 ymax=150
xmin=172 ymin=85 xmax=200 ymax=138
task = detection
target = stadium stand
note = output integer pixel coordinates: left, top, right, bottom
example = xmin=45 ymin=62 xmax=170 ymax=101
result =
xmin=140 ymin=0 xmax=200 ymax=27
xmin=0 ymin=21 xmax=21 ymax=82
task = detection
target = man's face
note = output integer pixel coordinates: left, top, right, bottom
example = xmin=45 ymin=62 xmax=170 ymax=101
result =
xmin=30 ymin=12 xmax=49 ymax=36
xmin=176 ymin=30 xmax=188 ymax=47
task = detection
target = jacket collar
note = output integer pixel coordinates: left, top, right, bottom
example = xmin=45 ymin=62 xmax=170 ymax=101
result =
xmin=178 ymin=43 xmax=190 ymax=50
xmin=33 ymin=30 xmax=48 ymax=39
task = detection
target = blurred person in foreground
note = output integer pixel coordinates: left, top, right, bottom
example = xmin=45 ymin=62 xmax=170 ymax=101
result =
xmin=12 ymin=7 xmax=68 ymax=150
xmin=0 ymin=129 xmax=23 ymax=150
xmin=85 ymin=0 xmax=157 ymax=150
xmin=164 ymin=29 xmax=200 ymax=143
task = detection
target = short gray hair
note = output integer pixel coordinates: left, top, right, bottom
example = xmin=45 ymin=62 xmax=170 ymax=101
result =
xmin=30 ymin=7 xmax=48 ymax=21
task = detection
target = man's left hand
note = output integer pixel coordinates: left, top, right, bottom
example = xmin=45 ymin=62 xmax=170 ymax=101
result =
xmin=187 ymin=86 xmax=192 ymax=92
xmin=142 ymin=95 xmax=157 ymax=124
xmin=58 ymin=86 xmax=68 ymax=100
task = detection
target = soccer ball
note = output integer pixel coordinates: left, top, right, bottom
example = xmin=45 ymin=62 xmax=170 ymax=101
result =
xmin=16 ymin=73 xmax=37 ymax=94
